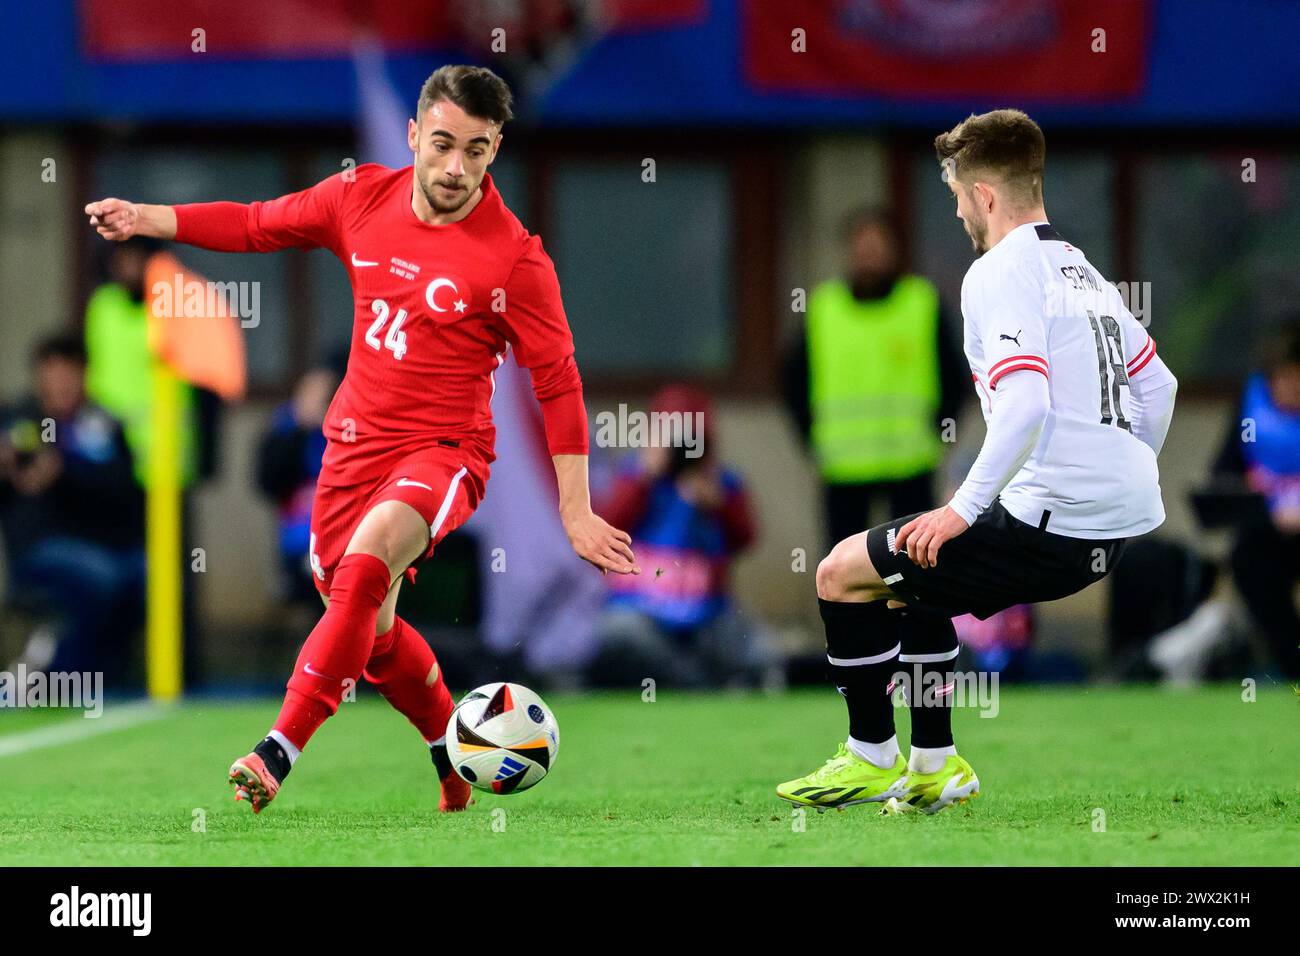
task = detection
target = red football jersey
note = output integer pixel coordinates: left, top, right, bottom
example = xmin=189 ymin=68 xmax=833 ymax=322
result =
xmin=173 ymin=165 xmax=578 ymax=484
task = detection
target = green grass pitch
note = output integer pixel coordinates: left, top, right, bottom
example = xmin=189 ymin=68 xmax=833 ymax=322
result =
xmin=0 ymin=685 xmax=1296 ymax=866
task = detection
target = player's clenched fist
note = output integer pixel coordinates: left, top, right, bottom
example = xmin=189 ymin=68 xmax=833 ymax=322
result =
xmin=84 ymin=198 xmax=176 ymax=241
xmin=563 ymin=509 xmax=640 ymax=575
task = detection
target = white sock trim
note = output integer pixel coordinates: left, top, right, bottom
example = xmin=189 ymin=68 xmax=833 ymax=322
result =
xmin=827 ymin=642 xmax=901 ymax=667
xmin=847 ymin=734 xmax=901 ymax=770
xmin=908 ymin=744 xmax=957 ymax=774
xmin=898 ymin=647 xmax=959 ymax=663
xmin=267 ymin=729 xmax=301 ymax=767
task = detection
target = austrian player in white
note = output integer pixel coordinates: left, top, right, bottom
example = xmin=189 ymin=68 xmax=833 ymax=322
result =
xmin=778 ymin=109 xmax=1177 ymax=814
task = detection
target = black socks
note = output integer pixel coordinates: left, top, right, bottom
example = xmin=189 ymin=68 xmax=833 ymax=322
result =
xmin=430 ymin=741 xmax=454 ymax=781
xmin=819 ymin=598 xmax=962 ymax=751
xmin=896 ymin=606 xmax=960 ymax=749
xmin=818 ymin=598 xmax=900 ymax=745
xmin=254 ymin=736 xmax=292 ymax=783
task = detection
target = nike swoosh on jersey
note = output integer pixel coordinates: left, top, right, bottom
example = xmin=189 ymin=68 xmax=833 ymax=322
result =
xmin=303 ymin=662 xmax=336 ymax=679
xmin=351 ymin=252 xmax=379 ymax=267
xmin=395 ymin=477 xmax=434 ymax=491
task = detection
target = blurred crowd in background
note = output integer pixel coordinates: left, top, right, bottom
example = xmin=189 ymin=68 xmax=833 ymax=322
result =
xmin=1 ymin=0 xmax=1298 ymax=693
xmin=3 ymin=226 xmax=1297 ymax=693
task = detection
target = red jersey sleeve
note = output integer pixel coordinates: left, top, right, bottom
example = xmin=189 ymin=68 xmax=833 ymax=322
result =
xmin=501 ymin=236 xmax=575 ymax=370
xmin=173 ymin=172 xmax=347 ymax=255
xmin=530 ymin=355 xmax=589 ymax=455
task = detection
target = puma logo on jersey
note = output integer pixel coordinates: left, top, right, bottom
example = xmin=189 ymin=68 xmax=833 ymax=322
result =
xmin=351 ymin=252 xmax=379 ymax=267
xmin=999 ymin=330 xmax=1022 ymax=345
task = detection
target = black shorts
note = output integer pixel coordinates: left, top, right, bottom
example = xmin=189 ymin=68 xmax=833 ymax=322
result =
xmin=865 ymin=500 xmax=1127 ymax=620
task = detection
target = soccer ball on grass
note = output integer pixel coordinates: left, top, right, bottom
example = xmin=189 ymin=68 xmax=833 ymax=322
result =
xmin=444 ymin=682 xmax=559 ymax=794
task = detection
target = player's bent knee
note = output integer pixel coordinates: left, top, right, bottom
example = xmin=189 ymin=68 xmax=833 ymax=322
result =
xmin=316 ymin=574 xmax=397 ymax=636
xmin=815 ymin=553 xmax=843 ymax=601
xmin=816 ymin=547 xmax=859 ymax=602
xmin=816 ymin=533 xmax=886 ymax=602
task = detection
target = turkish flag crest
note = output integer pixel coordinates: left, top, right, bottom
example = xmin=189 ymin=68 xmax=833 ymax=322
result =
xmin=424 ymin=273 xmax=473 ymax=325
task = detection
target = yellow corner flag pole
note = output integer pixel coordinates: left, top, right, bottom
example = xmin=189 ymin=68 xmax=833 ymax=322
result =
xmin=146 ymin=357 xmax=184 ymax=701
xmin=140 ymin=250 xmax=246 ymax=701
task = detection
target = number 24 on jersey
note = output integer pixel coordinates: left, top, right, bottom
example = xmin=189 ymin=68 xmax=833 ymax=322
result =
xmin=365 ymin=298 xmax=408 ymax=360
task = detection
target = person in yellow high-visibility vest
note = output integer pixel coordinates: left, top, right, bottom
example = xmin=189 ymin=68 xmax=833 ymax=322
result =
xmin=82 ymin=237 xmax=244 ymax=695
xmin=84 ymin=239 xmax=202 ymax=488
xmin=783 ymin=208 xmax=969 ymax=548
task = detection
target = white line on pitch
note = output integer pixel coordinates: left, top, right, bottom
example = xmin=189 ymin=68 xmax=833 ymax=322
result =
xmin=0 ymin=701 xmax=171 ymax=759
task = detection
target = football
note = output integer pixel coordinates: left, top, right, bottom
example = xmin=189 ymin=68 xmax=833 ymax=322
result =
xmin=444 ymin=682 xmax=560 ymax=794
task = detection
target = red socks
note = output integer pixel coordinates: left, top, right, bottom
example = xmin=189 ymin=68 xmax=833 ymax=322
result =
xmin=271 ymin=553 xmax=453 ymax=758
xmin=363 ymin=616 xmax=454 ymax=744
xmin=274 ymin=553 xmax=391 ymax=751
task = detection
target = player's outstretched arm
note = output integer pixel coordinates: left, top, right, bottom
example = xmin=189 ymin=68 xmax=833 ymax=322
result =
xmin=88 ymin=173 xmax=345 ymax=253
xmin=84 ymin=199 xmax=177 ymax=242
xmin=552 ymin=454 xmax=640 ymax=576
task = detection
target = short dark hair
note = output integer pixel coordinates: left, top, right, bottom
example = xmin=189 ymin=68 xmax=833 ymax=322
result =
xmin=33 ymin=333 xmax=87 ymax=367
xmin=934 ymin=109 xmax=1046 ymax=209
xmin=416 ymin=65 xmax=514 ymax=127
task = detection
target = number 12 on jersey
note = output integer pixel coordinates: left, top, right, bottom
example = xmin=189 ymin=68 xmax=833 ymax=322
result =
xmin=366 ymin=299 xmax=408 ymax=360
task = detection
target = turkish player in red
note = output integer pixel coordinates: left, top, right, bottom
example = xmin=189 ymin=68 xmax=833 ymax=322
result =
xmin=85 ymin=66 xmax=639 ymax=814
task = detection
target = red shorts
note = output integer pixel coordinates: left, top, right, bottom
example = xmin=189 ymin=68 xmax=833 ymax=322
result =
xmin=308 ymin=444 xmax=488 ymax=595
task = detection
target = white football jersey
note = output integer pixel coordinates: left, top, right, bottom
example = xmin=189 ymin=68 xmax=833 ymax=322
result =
xmin=960 ymin=221 xmax=1165 ymax=538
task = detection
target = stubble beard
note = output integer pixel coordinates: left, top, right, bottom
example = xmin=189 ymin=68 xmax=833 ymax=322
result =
xmin=966 ymin=214 xmax=988 ymax=255
xmin=420 ymin=174 xmax=474 ymax=215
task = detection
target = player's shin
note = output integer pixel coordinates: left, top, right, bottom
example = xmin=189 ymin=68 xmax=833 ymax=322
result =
xmin=363 ymin=616 xmax=454 ymax=743
xmin=819 ymin=598 xmax=902 ymax=768
xmin=896 ymin=606 xmax=960 ymax=772
xmin=273 ymin=552 xmax=393 ymax=755
xmin=362 ymin=616 xmax=469 ymax=811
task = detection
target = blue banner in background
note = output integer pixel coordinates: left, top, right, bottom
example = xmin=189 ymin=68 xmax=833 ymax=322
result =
xmin=4 ymin=0 xmax=1300 ymax=127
